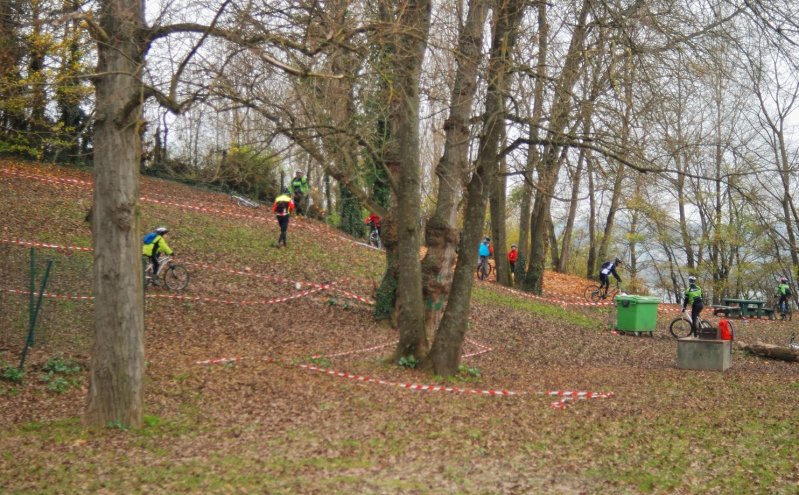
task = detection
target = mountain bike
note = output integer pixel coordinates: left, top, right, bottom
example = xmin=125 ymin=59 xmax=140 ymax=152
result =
xmin=476 ymin=257 xmax=493 ymax=281
xmin=583 ymin=281 xmax=619 ymax=303
xmin=144 ymin=255 xmax=189 ymax=291
xmin=772 ymin=295 xmax=793 ymax=321
xmin=669 ymin=311 xmax=714 ymax=339
xmin=368 ymin=227 xmax=382 ymax=249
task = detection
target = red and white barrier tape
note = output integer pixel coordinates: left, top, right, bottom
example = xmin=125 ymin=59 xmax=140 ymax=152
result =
xmin=0 ymin=287 xmax=94 ymax=301
xmin=2 ymin=166 xmax=384 ymax=251
xmin=1 ymin=237 xmax=92 ymax=253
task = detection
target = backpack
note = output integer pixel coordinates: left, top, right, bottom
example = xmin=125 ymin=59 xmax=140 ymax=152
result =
xmin=143 ymin=232 xmax=158 ymax=245
xmin=275 ymin=200 xmax=290 ymax=215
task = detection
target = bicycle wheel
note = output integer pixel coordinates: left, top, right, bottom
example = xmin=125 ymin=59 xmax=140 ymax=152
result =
xmin=477 ymin=262 xmax=488 ymax=281
xmin=669 ymin=317 xmax=693 ymax=338
xmin=369 ymin=231 xmax=381 ymax=248
xmin=163 ymin=264 xmax=190 ymax=291
xmin=584 ymin=285 xmax=601 ymax=302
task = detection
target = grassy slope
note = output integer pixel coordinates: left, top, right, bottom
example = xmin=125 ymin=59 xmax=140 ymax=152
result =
xmin=0 ymin=159 xmax=797 ymax=495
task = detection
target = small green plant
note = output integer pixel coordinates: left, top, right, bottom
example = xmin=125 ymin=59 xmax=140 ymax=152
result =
xmin=106 ymin=420 xmax=130 ymax=431
xmin=43 ymin=356 xmax=81 ymax=374
xmin=1 ymin=365 xmax=24 ymax=383
xmin=398 ymin=355 xmax=418 ymax=369
xmin=458 ymin=364 xmax=481 ymax=378
xmin=327 ymin=298 xmax=338 ymax=306
xmin=308 ymin=356 xmax=332 ymax=368
xmin=46 ymin=377 xmax=71 ymax=393
xmin=39 ymin=356 xmax=82 ymax=393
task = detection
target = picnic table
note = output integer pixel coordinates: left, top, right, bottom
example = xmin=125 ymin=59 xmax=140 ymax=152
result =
xmin=722 ymin=298 xmax=771 ymax=319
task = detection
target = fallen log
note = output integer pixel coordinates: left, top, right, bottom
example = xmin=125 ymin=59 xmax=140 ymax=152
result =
xmin=738 ymin=341 xmax=799 ymax=362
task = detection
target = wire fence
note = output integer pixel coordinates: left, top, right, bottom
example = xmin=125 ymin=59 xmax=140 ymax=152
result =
xmin=0 ymin=246 xmax=94 ymax=358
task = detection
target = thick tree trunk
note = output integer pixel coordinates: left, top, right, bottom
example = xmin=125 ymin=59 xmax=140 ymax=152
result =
xmin=429 ymin=0 xmax=525 ymax=376
xmin=421 ymin=0 xmax=487 ymax=346
xmin=516 ymin=0 xmax=548 ymax=271
xmin=390 ymin=0 xmax=432 ymax=360
xmin=84 ymin=0 xmax=145 ymax=428
xmin=491 ymin=138 xmax=510 ymax=286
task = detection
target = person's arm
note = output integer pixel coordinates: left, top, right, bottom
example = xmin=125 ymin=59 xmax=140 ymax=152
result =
xmin=158 ymin=238 xmax=173 ymax=256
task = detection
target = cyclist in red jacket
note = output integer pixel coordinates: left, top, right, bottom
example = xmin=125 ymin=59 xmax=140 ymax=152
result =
xmin=508 ymin=244 xmax=519 ymax=274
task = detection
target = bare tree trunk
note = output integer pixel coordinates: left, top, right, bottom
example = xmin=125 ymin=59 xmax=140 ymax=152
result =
xmin=84 ymin=0 xmax=145 ymax=428
xmin=429 ymin=0 xmax=524 ymax=376
xmin=517 ymin=0 xmax=548 ymax=270
xmin=421 ymin=0 xmax=488 ymax=345
xmin=586 ymin=151 xmax=597 ymax=278
xmin=491 ymin=127 xmax=510 ymax=286
xmin=389 ymin=0 xmax=432 ymax=360
xmin=523 ymin=0 xmax=590 ymax=293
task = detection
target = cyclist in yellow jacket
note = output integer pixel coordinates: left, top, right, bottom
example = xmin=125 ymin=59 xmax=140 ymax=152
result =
xmin=143 ymin=227 xmax=173 ymax=284
xmin=682 ymin=275 xmax=704 ymax=337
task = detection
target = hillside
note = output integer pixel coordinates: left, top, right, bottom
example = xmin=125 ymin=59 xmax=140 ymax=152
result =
xmin=1 ymin=159 xmax=797 ymax=494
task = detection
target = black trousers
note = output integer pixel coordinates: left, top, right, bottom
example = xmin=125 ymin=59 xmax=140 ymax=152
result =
xmin=688 ymin=303 xmax=703 ymax=336
xmin=277 ymin=215 xmax=290 ymax=246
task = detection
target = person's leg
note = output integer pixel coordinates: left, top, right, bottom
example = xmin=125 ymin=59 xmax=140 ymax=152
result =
xmin=691 ymin=305 xmax=701 ymax=337
xmin=277 ymin=216 xmax=288 ymax=246
xmin=282 ymin=216 xmax=290 ymax=246
xmin=599 ymin=274 xmax=609 ymax=294
xmin=150 ymin=254 xmax=160 ymax=284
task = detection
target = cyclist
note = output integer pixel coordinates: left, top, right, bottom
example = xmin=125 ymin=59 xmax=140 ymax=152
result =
xmin=142 ymin=227 xmax=173 ymax=285
xmin=291 ymin=170 xmax=309 ymax=216
xmin=272 ymin=187 xmax=295 ymax=248
xmin=507 ymin=244 xmax=519 ymax=275
xmin=599 ymin=257 xmax=622 ymax=296
xmin=364 ymin=213 xmax=381 ymax=238
xmin=682 ymin=275 xmax=704 ymax=337
xmin=478 ymin=237 xmax=493 ymax=269
xmin=776 ymin=276 xmax=792 ymax=317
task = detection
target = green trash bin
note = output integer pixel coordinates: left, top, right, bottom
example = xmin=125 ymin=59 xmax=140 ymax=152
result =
xmin=614 ymin=295 xmax=660 ymax=334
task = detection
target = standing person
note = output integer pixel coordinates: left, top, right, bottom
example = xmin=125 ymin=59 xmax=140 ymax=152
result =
xmin=291 ymin=170 xmax=309 ymax=216
xmin=599 ymin=257 xmax=623 ymax=296
xmin=776 ymin=276 xmax=792 ymax=317
xmin=682 ymin=275 xmax=704 ymax=337
xmin=272 ymin=188 xmax=295 ymax=248
xmin=142 ymin=227 xmax=173 ymax=285
xmin=507 ymin=244 xmax=519 ymax=276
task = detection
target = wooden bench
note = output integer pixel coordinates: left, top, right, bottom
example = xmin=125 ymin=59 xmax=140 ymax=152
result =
xmin=711 ymin=305 xmax=742 ymax=318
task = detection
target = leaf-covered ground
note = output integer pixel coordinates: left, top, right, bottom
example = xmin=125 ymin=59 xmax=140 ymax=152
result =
xmin=0 ymin=159 xmax=797 ymax=494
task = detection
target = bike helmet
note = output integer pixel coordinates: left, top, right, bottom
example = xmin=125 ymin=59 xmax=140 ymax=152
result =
xmin=511 ymin=244 xmax=517 ymax=248
xmin=615 ymin=257 xmax=622 ymax=264
xmin=484 ymin=237 xmax=490 ymax=242
xmin=688 ymin=275 xmax=697 ymax=284
xmin=282 ymin=187 xmax=290 ymax=194
xmin=295 ymin=169 xmax=303 ymax=175
xmin=155 ymin=227 xmax=168 ymax=235
xmin=781 ymin=276 xmax=788 ymax=283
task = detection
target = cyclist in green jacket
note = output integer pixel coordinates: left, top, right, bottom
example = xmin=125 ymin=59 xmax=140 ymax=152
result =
xmin=776 ymin=276 xmax=792 ymax=317
xmin=142 ymin=227 xmax=173 ymax=284
xmin=682 ymin=275 xmax=704 ymax=337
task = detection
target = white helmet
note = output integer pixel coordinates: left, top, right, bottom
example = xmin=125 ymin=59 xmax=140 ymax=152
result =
xmin=155 ymin=226 xmax=168 ymax=235
xmin=688 ymin=275 xmax=696 ymax=284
